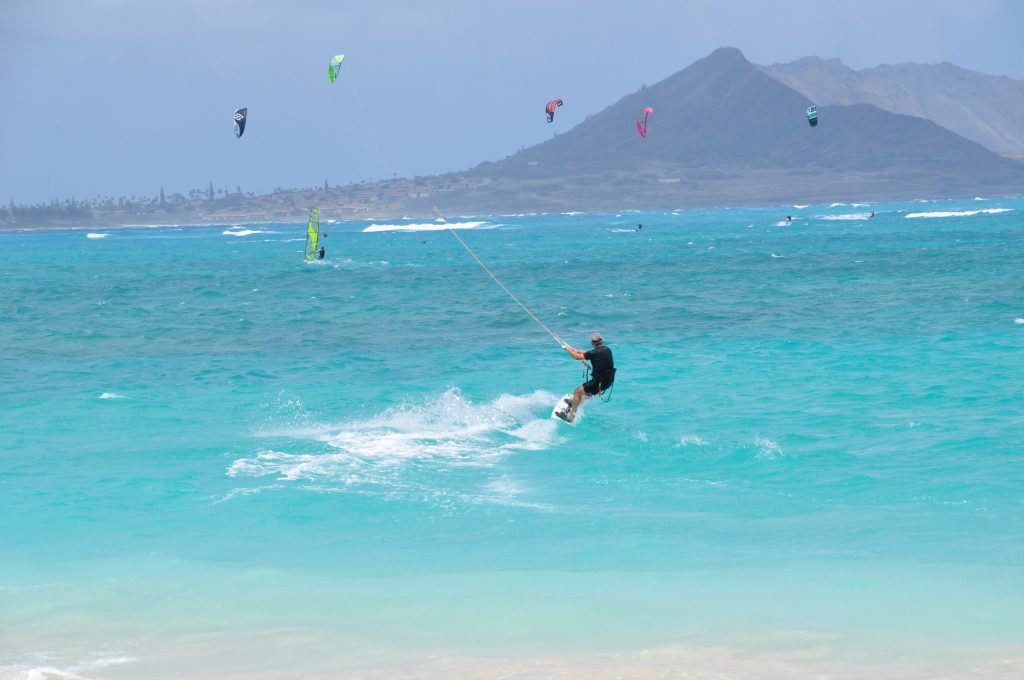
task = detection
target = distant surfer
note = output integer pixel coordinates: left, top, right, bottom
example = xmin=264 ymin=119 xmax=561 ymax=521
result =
xmin=317 ymin=246 xmax=325 ymax=260
xmin=785 ymin=215 xmax=793 ymax=224
xmin=559 ymin=332 xmax=615 ymax=423
xmin=869 ymin=211 xmax=875 ymax=219
xmin=636 ymin=223 xmax=643 ymax=231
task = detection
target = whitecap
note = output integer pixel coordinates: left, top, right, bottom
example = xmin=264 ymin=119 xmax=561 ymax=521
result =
xmin=818 ymin=213 xmax=871 ymax=221
xmin=99 ymin=392 xmax=127 ymax=399
xmin=792 ymin=204 xmax=808 ymax=209
xmin=1015 ymin=318 xmax=1024 ymax=325
xmin=754 ymin=436 xmax=783 ymax=459
xmin=223 ymin=229 xmax=269 ymax=236
xmin=86 ymin=233 xmax=108 ymax=239
xmin=363 ymin=221 xmax=486 ymax=233
xmin=905 ymin=208 xmax=1012 ymax=219
xmin=678 ymin=434 xmax=709 ymax=447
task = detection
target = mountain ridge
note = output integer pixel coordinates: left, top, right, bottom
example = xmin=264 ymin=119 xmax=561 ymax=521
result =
xmin=759 ymin=55 xmax=1024 ymax=157
xmin=428 ymin=46 xmax=1024 ymax=212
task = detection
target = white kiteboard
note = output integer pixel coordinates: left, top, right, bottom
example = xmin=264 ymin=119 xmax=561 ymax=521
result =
xmin=551 ymin=394 xmax=579 ymax=425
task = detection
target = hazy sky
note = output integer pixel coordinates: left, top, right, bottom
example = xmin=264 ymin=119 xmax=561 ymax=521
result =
xmin=3 ymin=0 xmax=1022 ymax=204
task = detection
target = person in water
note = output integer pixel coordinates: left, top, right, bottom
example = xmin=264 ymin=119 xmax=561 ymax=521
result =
xmin=636 ymin=223 xmax=643 ymax=231
xmin=317 ymin=246 xmax=325 ymax=260
xmin=560 ymin=332 xmax=615 ymax=422
xmin=785 ymin=215 xmax=793 ymax=223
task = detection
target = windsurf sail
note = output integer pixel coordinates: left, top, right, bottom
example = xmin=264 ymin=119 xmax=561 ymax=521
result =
xmin=545 ymin=98 xmax=563 ymax=123
xmin=806 ymin=105 xmax=818 ymax=127
xmin=636 ymin=107 xmax=653 ymax=138
xmin=328 ymin=55 xmax=345 ymax=83
xmin=233 ymin=108 xmax=247 ymax=138
xmin=305 ymin=208 xmax=320 ymax=260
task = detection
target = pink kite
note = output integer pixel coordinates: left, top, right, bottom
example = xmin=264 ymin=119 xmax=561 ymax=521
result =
xmin=545 ymin=98 xmax=563 ymax=123
xmin=636 ymin=107 xmax=653 ymax=138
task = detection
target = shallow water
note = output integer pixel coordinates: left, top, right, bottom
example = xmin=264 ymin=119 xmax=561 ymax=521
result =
xmin=2 ymin=199 xmax=1023 ymax=678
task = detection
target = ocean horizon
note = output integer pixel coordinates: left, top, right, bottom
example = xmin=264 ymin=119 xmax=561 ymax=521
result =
xmin=2 ymin=197 xmax=1023 ymax=679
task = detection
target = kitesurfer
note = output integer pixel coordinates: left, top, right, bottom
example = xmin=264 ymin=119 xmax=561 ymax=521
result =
xmin=560 ymin=332 xmax=615 ymax=422
xmin=317 ymin=246 xmax=325 ymax=260
xmin=785 ymin=215 xmax=793 ymax=224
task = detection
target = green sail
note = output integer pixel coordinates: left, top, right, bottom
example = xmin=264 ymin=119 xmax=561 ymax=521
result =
xmin=305 ymin=208 xmax=320 ymax=260
xmin=328 ymin=54 xmax=345 ymax=83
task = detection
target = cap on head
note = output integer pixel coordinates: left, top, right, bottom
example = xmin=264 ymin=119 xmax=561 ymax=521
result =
xmin=590 ymin=332 xmax=603 ymax=346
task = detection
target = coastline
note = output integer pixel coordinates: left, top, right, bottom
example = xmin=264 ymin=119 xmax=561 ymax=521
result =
xmin=3 ymin=188 xmax=1018 ymax=234
xmin=5 ymin=638 xmax=1023 ymax=680
xmin=1 ymin=193 xmax=1016 ymax=234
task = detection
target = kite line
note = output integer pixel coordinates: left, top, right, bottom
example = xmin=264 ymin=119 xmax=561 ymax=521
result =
xmin=433 ymin=208 xmax=566 ymax=348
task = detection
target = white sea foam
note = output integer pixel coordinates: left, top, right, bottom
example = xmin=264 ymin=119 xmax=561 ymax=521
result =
xmin=678 ymin=434 xmax=709 ymax=447
xmin=362 ymin=221 xmax=486 ymax=233
xmin=818 ymin=212 xmax=872 ymax=221
xmin=20 ymin=668 xmax=93 ymax=680
xmin=11 ymin=656 xmax=132 ymax=680
xmin=230 ymin=389 xmax=558 ymax=486
xmin=561 ymin=211 xmax=585 ymax=216
xmin=1015 ymin=318 xmax=1024 ymax=325
xmin=773 ymin=221 xmax=790 ymax=227
xmin=792 ymin=204 xmax=808 ymax=209
xmin=905 ymin=208 xmax=1012 ymax=219
xmin=222 ymin=228 xmax=269 ymax=236
xmin=828 ymin=202 xmax=846 ymax=207
xmin=754 ymin=436 xmax=783 ymax=459
xmin=99 ymin=392 xmax=126 ymax=399
xmin=85 ymin=233 xmax=108 ymax=239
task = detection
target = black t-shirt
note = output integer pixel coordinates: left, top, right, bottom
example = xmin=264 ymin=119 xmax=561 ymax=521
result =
xmin=584 ymin=345 xmax=614 ymax=380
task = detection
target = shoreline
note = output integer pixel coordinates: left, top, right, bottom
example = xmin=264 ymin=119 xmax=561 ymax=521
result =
xmin=0 ymin=194 xmax=1015 ymax=234
xmin=6 ymin=638 xmax=1023 ymax=680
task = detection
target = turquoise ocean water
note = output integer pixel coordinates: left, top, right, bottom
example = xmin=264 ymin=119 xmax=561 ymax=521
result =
xmin=2 ymin=199 xmax=1023 ymax=678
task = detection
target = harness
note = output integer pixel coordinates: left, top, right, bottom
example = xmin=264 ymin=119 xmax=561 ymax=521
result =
xmin=584 ymin=363 xmax=617 ymax=403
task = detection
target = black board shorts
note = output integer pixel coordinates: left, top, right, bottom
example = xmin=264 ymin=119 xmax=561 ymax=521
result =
xmin=582 ymin=374 xmax=614 ymax=396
